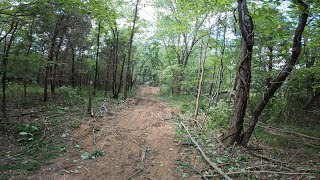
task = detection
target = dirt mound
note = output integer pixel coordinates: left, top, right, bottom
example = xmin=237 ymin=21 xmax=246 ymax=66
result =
xmin=29 ymin=87 xmax=184 ymax=180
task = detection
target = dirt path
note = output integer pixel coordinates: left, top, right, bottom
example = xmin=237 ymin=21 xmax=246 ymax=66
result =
xmin=29 ymin=87 xmax=183 ymax=180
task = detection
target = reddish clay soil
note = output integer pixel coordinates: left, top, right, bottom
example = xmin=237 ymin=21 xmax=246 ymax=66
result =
xmin=28 ymin=87 xmax=185 ymax=180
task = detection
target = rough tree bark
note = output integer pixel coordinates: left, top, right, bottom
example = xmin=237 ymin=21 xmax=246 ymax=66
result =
xmin=124 ymin=0 xmax=139 ymax=99
xmin=220 ymin=0 xmax=254 ymax=146
xmin=240 ymin=0 xmax=309 ymax=145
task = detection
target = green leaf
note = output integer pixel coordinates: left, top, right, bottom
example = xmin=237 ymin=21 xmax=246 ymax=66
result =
xmin=81 ymin=153 xmax=91 ymax=160
xmin=19 ymin=132 xmax=29 ymax=136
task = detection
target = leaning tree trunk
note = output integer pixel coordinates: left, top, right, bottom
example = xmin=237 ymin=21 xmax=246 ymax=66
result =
xmin=240 ymin=0 xmax=309 ymax=146
xmin=220 ymin=0 xmax=254 ymax=146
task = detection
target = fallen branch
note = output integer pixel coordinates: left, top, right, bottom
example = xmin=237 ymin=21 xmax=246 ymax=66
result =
xmin=180 ymin=122 xmax=232 ymax=180
xmin=204 ymin=170 xmax=314 ymax=177
xmin=190 ymin=165 xmax=209 ymax=180
xmin=56 ymin=163 xmax=71 ymax=174
xmin=127 ymin=145 xmax=148 ymax=180
xmin=258 ymin=123 xmax=320 ymax=142
xmin=247 ymin=150 xmax=289 ymax=167
xmin=126 ymin=169 xmax=142 ymax=180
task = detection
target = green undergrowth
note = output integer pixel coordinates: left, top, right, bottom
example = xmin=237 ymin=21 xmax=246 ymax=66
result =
xmin=174 ymin=115 xmax=319 ymax=179
xmin=159 ymin=89 xmax=319 ymax=179
xmin=0 ymin=84 xmax=115 ymax=180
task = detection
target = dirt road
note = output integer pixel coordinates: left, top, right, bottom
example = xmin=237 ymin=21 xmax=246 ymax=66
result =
xmin=29 ymin=87 xmax=183 ymax=180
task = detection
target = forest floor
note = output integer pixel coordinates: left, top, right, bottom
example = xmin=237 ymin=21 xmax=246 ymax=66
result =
xmin=1 ymin=86 xmax=319 ymax=180
xmin=26 ymin=87 xmax=186 ymax=180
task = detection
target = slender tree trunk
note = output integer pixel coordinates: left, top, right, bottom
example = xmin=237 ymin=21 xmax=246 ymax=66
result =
xmin=44 ymin=16 xmax=64 ymax=102
xmin=214 ymin=24 xmax=227 ymax=103
xmin=220 ymin=0 xmax=254 ymax=146
xmin=306 ymin=57 xmax=315 ymax=105
xmin=94 ymin=21 xmax=101 ymax=95
xmin=124 ymin=0 xmax=139 ymax=99
xmin=1 ymin=21 xmax=19 ymax=119
xmin=24 ymin=17 xmax=35 ymax=98
xmin=70 ymin=44 xmax=76 ymax=88
xmin=1 ymin=39 xmax=8 ymax=119
xmin=117 ymin=55 xmax=126 ymax=95
xmin=240 ymin=0 xmax=309 ymax=145
xmin=104 ymin=48 xmax=112 ymax=96
xmin=51 ymin=35 xmax=64 ymax=95
xmin=112 ymin=29 xmax=119 ymax=99
xmin=195 ymin=38 xmax=209 ymax=119
xmin=87 ymin=81 xmax=93 ymax=116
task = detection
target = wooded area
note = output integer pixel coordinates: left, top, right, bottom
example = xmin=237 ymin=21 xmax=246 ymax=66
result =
xmin=0 ymin=0 xmax=319 ymax=179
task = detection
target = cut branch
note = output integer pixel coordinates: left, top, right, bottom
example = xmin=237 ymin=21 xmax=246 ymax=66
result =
xmin=180 ymin=122 xmax=232 ymax=180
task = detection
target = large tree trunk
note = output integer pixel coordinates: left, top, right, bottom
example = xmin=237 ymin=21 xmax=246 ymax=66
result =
xmin=124 ymin=0 xmax=139 ymax=99
xmin=220 ymin=0 xmax=254 ymax=146
xmin=240 ymin=0 xmax=309 ymax=146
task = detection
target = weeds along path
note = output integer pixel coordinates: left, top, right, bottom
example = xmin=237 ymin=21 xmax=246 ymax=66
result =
xmin=30 ymin=87 xmax=182 ymax=180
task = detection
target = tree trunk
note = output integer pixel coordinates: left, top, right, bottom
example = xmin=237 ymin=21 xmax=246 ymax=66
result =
xmin=214 ymin=23 xmax=227 ymax=103
xmin=306 ymin=56 xmax=315 ymax=105
xmin=1 ymin=21 xmax=19 ymax=119
xmin=44 ymin=16 xmax=64 ymax=102
xmin=195 ymin=38 xmax=209 ymax=119
xmin=124 ymin=0 xmax=139 ymax=99
xmin=94 ymin=21 xmax=101 ymax=95
xmin=117 ymin=55 xmax=126 ymax=95
xmin=24 ymin=17 xmax=35 ymax=98
xmin=240 ymin=0 xmax=309 ymax=146
xmin=87 ymin=81 xmax=93 ymax=116
xmin=112 ymin=29 xmax=119 ymax=99
xmin=51 ymin=34 xmax=64 ymax=95
xmin=70 ymin=44 xmax=76 ymax=88
xmin=220 ymin=0 xmax=254 ymax=146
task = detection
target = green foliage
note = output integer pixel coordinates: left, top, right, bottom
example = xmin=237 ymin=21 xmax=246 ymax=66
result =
xmin=57 ymin=86 xmax=83 ymax=105
xmin=81 ymin=149 xmax=105 ymax=160
xmin=15 ymin=124 xmax=40 ymax=143
xmin=205 ymin=100 xmax=232 ymax=130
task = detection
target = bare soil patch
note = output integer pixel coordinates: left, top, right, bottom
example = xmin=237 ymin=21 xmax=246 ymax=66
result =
xmin=28 ymin=87 xmax=184 ymax=180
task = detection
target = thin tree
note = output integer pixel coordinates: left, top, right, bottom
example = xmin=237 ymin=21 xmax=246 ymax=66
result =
xmin=124 ymin=0 xmax=139 ymax=99
xmin=93 ymin=21 xmax=101 ymax=95
xmin=1 ymin=21 xmax=19 ymax=119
